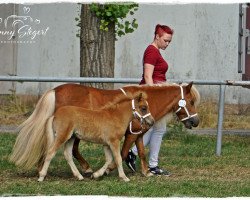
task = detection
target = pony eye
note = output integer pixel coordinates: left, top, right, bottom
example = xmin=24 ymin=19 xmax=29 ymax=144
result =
xmin=141 ymin=106 xmax=147 ymax=112
xmin=190 ymin=100 xmax=194 ymax=106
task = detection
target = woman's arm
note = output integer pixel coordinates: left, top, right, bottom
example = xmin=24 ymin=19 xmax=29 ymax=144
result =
xmin=143 ymin=63 xmax=154 ymax=85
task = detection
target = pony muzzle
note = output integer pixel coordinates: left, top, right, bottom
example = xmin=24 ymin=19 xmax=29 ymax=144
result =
xmin=175 ymin=85 xmax=199 ymax=127
xmin=133 ymin=111 xmax=154 ymax=126
xmin=142 ymin=113 xmax=154 ymax=127
xmin=187 ymin=115 xmax=199 ymax=127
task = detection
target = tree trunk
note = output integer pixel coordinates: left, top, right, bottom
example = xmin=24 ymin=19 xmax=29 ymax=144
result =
xmin=80 ymin=4 xmax=115 ymax=89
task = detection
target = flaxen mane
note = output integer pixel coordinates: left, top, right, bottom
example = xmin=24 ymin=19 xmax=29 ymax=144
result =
xmin=123 ymin=82 xmax=200 ymax=106
xmin=178 ymin=83 xmax=201 ymax=106
xmin=189 ymin=85 xmax=200 ymax=107
xmin=101 ymin=91 xmax=147 ymax=110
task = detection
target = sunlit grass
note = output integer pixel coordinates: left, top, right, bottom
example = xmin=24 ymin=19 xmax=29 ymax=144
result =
xmin=1 ymin=129 xmax=249 ymax=197
xmin=198 ymin=101 xmax=250 ymax=129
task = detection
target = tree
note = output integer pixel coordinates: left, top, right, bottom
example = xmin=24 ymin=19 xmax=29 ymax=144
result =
xmin=79 ymin=3 xmax=138 ymax=89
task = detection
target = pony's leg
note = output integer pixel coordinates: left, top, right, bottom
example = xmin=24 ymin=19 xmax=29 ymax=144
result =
xmin=93 ymin=145 xmax=113 ymax=179
xmin=37 ymin=122 xmax=55 ymax=174
xmin=135 ymin=135 xmax=153 ymax=177
xmin=109 ymin=140 xmax=130 ymax=182
xmin=105 ymin=133 xmax=137 ymax=174
xmin=38 ymin=116 xmax=59 ymax=182
xmin=37 ymin=157 xmax=45 ymax=173
xmin=73 ymin=138 xmax=93 ymax=175
xmin=64 ymin=138 xmax=84 ymax=180
xmin=38 ymin=146 xmax=58 ymax=182
xmin=106 ymin=134 xmax=152 ymax=177
xmin=105 ymin=161 xmax=116 ymax=174
xmin=121 ymin=133 xmax=138 ymax=160
xmin=121 ymin=133 xmax=152 ymax=177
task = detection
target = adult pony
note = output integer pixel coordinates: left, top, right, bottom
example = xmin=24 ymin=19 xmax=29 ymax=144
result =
xmin=10 ymin=82 xmax=200 ymax=177
xmin=37 ymin=92 xmax=154 ymax=182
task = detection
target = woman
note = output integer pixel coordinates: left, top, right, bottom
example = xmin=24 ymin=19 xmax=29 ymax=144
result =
xmin=126 ymin=24 xmax=174 ymax=176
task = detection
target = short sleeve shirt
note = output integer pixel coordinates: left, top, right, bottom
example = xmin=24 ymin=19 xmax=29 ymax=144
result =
xmin=140 ymin=45 xmax=168 ymax=85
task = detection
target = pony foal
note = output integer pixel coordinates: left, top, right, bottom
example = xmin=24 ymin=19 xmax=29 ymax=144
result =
xmin=38 ymin=92 xmax=154 ymax=182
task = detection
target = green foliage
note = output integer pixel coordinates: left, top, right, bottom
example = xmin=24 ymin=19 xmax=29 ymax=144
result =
xmin=89 ymin=3 xmax=139 ymax=37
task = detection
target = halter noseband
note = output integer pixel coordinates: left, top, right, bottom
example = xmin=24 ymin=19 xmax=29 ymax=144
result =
xmin=130 ymin=99 xmax=152 ymax=135
xmin=175 ymin=85 xmax=198 ymax=121
xmin=120 ymin=88 xmax=152 ymax=135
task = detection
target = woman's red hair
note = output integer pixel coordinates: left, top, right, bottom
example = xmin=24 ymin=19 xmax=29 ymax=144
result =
xmin=154 ymin=24 xmax=174 ymax=38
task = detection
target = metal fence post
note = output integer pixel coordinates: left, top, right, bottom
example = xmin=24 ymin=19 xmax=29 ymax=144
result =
xmin=216 ymin=84 xmax=226 ymax=156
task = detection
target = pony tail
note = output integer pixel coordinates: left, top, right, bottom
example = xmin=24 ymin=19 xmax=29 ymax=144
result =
xmin=9 ymin=90 xmax=56 ymax=169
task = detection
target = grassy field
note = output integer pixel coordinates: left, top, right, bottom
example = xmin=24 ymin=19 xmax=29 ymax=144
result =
xmin=1 ymin=126 xmax=249 ymax=197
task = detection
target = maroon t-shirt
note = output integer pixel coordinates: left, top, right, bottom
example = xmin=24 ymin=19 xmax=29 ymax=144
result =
xmin=140 ymin=45 xmax=168 ymax=85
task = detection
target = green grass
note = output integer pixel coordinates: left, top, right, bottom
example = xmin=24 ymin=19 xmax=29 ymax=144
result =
xmin=0 ymin=127 xmax=250 ymax=197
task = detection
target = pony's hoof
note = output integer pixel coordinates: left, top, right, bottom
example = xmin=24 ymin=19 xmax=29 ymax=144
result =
xmin=92 ymin=172 xmax=100 ymax=179
xmin=85 ymin=168 xmax=93 ymax=174
xmin=105 ymin=169 xmax=110 ymax=175
xmin=83 ymin=168 xmax=93 ymax=177
xmin=146 ymin=172 xmax=154 ymax=177
xmin=78 ymin=175 xmax=84 ymax=180
xmin=83 ymin=172 xmax=93 ymax=178
xmin=121 ymin=177 xmax=130 ymax=182
xmin=38 ymin=177 xmax=44 ymax=182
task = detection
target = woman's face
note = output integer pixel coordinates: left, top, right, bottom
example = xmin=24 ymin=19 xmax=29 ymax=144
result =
xmin=155 ymin=32 xmax=172 ymax=50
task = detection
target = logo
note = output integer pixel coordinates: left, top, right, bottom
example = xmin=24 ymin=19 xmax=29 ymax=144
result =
xmin=0 ymin=6 xmax=50 ymax=44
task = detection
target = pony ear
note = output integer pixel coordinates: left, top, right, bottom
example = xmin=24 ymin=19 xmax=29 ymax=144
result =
xmin=186 ymin=82 xmax=193 ymax=93
xmin=138 ymin=92 xmax=143 ymax=100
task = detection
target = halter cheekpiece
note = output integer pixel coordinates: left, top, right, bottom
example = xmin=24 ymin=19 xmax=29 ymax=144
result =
xmin=175 ymin=85 xmax=198 ymax=121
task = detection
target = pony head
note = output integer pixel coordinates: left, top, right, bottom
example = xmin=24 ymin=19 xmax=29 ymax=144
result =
xmin=131 ymin=92 xmax=155 ymax=132
xmin=174 ymin=82 xmax=200 ymax=129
